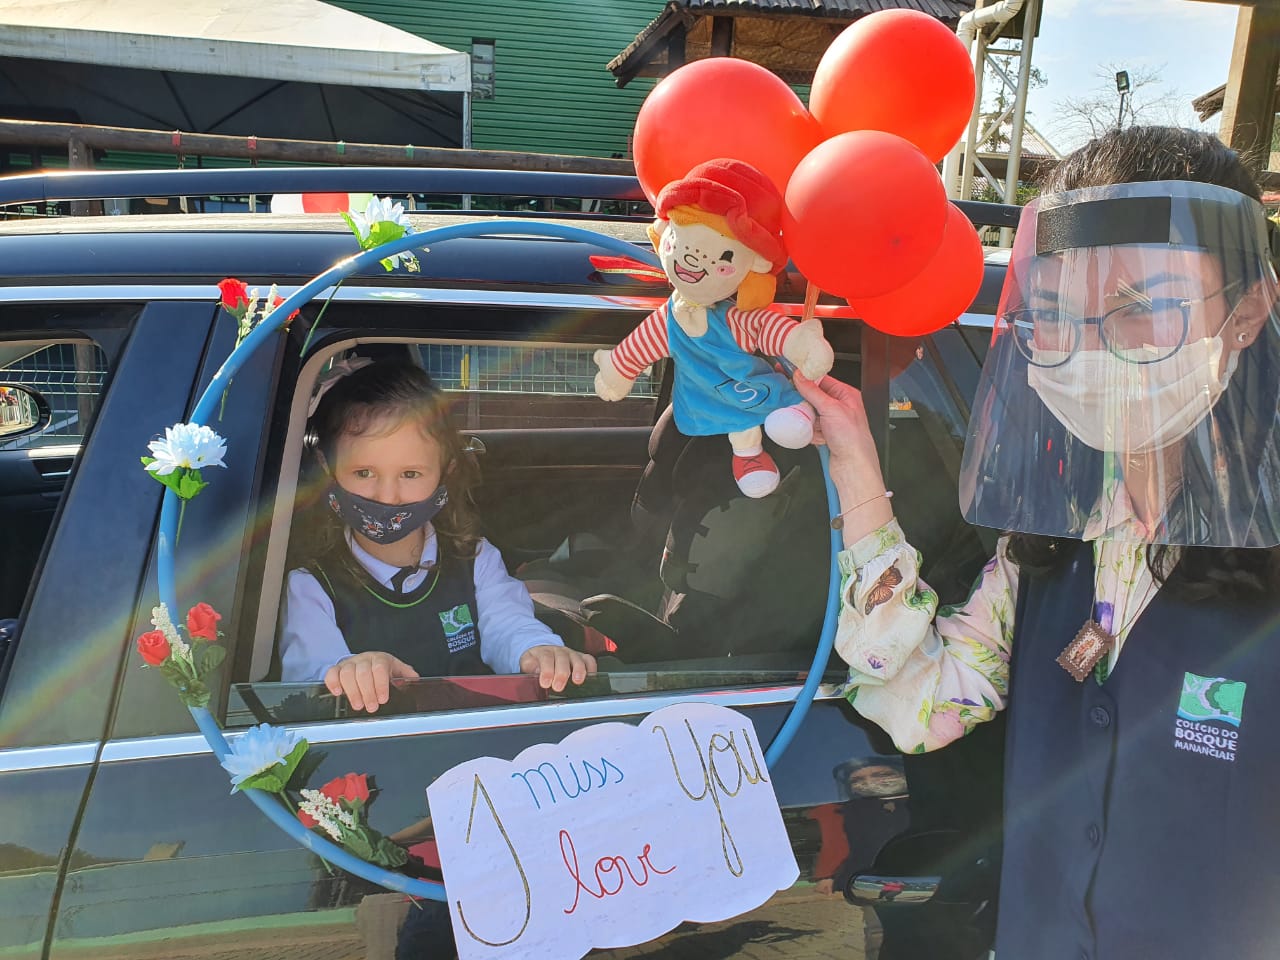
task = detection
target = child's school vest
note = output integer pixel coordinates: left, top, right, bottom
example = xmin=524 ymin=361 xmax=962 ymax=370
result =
xmin=308 ymin=545 xmax=488 ymax=677
xmin=1001 ymin=543 xmax=1280 ymax=960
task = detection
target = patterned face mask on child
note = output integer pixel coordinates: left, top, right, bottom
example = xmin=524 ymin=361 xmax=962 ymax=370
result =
xmin=326 ymin=482 xmax=449 ymax=544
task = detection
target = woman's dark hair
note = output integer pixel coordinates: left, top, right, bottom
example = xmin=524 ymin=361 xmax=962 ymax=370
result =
xmin=305 ymin=359 xmax=481 ymax=561
xmin=1009 ymin=125 xmax=1280 ymax=602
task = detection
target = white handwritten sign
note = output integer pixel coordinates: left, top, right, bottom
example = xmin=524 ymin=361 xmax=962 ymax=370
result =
xmin=427 ymin=702 xmax=799 ymax=960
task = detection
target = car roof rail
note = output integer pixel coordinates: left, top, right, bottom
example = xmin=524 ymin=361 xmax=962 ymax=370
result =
xmin=0 ymin=167 xmax=647 ymax=207
xmin=0 ymin=166 xmax=1024 ymax=230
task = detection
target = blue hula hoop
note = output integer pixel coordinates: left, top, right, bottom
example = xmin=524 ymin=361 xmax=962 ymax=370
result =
xmin=156 ymin=220 xmax=842 ymax=902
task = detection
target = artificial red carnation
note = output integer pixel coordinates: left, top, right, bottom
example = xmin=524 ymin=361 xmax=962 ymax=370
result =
xmin=186 ymin=602 xmax=221 ymax=641
xmin=136 ymin=630 xmax=171 ymax=666
xmin=320 ymin=773 xmax=371 ymax=805
xmin=217 ymin=278 xmax=251 ymax=311
xmin=298 ymin=808 xmax=318 ymax=829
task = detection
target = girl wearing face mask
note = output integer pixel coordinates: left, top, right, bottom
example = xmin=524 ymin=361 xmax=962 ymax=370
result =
xmin=279 ymin=360 xmax=595 ymax=712
xmin=794 ymin=126 xmax=1280 ymax=960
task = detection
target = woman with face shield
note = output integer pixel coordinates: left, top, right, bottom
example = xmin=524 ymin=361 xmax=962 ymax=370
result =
xmin=793 ymin=126 xmax=1280 ymax=960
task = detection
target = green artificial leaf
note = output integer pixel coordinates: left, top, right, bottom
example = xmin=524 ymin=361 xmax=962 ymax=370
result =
xmin=175 ymin=677 xmax=211 ymax=709
xmin=234 ymin=740 xmax=310 ymax=794
xmin=274 ymin=739 xmax=311 ymax=786
xmin=199 ymin=643 xmax=227 ymax=674
xmin=367 ymin=220 xmax=406 ymax=248
xmin=175 ymin=469 xmax=208 ymax=501
xmin=342 ymin=827 xmax=375 ymax=861
xmin=340 ymin=211 xmax=360 ymax=241
xmin=369 ymin=835 xmax=409 ymax=868
xmin=236 ymin=768 xmax=288 ymax=794
xmin=378 ymin=256 xmax=397 ymax=273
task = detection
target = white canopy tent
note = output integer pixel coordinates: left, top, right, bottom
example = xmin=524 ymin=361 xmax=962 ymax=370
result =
xmin=0 ymin=0 xmax=470 ymax=92
xmin=0 ymin=1 xmax=472 ymax=162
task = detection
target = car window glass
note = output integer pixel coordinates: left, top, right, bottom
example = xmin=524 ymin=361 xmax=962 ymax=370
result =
xmin=882 ymin=328 xmax=996 ymax=604
xmin=226 ymin=336 xmax=851 ymax=727
xmin=0 ymin=339 xmax=109 ymax=625
xmin=417 ymin=343 xmax=664 ymax=428
xmin=0 ymin=342 xmax=107 ymax=450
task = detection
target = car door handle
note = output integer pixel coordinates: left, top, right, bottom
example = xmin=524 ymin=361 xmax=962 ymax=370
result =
xmin=846 ymin=873 xmax=940 ymax=906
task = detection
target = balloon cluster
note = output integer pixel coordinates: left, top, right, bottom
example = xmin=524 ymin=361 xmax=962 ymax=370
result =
xmin=632 ymin=10 xmax=983 ymax=337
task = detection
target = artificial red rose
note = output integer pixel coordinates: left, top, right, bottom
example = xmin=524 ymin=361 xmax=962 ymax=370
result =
xmin=186 ymin=602 xmax=221 ymax=641
xmin=271 ymin=295 xmax=300 ymax=324
xmin=298 ymin=808 xmax=318 ymax=829
xmin=217 ymin=278 xmax=251 ymax=311
xmin=136 ymin=630 xmax=171 ymax=666
xmin=320 ymin=773 xmax=371 ymax=805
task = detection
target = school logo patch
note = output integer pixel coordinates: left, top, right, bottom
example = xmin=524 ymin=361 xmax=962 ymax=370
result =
xmin=1173 ymin=672 xmax=1246 ymax=762
xmin=439 ymin=603 xmax=477 ymax=653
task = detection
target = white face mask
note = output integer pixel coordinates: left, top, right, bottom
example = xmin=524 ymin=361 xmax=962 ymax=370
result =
xmin=1027 ymin=336 xmax=1238 ymax=454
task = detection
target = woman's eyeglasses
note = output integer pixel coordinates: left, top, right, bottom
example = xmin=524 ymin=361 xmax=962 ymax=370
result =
xmin=1005 ymin=281 xmax=1241 ymax=368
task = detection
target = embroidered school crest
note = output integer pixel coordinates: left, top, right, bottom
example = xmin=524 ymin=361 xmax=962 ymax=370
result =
xmin=439 ymin=603 xmax=478 ymax=653
xmin=1173 ymin=671 xmax=1246 ymax=763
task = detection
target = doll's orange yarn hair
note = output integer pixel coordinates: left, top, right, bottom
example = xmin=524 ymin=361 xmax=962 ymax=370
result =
xmin=648 ymin=205 xmax=778 ymax=311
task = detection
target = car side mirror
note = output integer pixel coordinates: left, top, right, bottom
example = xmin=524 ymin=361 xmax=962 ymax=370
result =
xmin=0 ymin=384 xmax=51 ymax=441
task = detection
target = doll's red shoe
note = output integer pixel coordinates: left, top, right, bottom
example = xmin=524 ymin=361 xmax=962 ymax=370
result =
xmin=733 ymin=450 xmax=780 ymax=498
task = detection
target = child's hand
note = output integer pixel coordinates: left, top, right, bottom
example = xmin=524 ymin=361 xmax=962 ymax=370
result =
xmin=519 ymin=644 xmax=597 ymax=692
xmin=324 ymin=651 xmax=420 ymax=714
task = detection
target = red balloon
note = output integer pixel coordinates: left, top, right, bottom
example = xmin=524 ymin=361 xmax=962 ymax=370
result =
xmin=848 ymin=203 xmax=985 ymax=337
xmin=783 ymin=131 xmax=948 ymax=300
xmin=809 ymin=10 xmax=976 ymax=163
xmin=633 ymin=58 xmax=822 ymax=203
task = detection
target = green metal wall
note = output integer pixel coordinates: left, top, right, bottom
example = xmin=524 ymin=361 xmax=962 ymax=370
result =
xmin=331 ymin=1 xmax=660 ymax=158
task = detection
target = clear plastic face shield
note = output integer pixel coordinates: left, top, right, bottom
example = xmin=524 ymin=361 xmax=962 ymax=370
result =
xmin=959 ymin=181 xmax=1280 ymax=547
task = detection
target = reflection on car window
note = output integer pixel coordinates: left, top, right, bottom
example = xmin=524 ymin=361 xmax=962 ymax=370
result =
xmin=417 ymin=343 xmax=663 ymax=429
xmin=884 ymin=332 xmax=995 ymax=603
xmin=0 ymin=342 xmax=107 ymax=450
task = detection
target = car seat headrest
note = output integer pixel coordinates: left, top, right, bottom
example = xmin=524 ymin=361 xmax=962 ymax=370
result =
xmin=631 ymin=405 xmax=691 ymax=530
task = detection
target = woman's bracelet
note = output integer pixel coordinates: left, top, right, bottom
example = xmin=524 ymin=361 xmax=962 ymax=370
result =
xmin=831 ymin=490 xmax=893 ymax=530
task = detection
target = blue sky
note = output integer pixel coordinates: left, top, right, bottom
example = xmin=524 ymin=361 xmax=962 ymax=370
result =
xmin=1022 ymin=0 xmax=1240 ymax=153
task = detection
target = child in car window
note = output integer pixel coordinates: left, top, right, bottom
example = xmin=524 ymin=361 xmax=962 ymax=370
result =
xmin=279 ymin=359 xmax=596 ymax=712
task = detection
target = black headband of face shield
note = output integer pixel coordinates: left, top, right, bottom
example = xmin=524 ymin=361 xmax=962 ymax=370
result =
xmin=1034 ymin=192 xmax=1268 ymax=260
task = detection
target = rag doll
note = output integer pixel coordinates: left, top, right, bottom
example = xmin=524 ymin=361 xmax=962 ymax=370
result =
xmin=594 ymin=158 xmax=834 ymax=497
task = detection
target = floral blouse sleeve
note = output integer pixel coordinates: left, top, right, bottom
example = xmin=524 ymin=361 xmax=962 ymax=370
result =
xmin=835 ymin=519 xmax=1018 ymax=754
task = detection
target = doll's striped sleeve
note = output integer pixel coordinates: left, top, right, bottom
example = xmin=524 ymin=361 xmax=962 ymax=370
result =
xmin=728 ymin=307 xmax=796 ymax=356
xmin=612 ymin=302 xmax=670 ymax=380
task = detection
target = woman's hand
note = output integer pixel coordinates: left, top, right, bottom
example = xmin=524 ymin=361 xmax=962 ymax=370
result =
xmin=793 ymin=371 xmax=894 ymax=545
xmin=519 ymin=644 xmax=597 ymax=692
xmin=324 ymin=651 xmax=420 ymax=714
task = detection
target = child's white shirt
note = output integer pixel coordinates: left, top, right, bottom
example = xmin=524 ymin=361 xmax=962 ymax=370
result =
xmin=279 ymin=528 xmax=562 ymax=682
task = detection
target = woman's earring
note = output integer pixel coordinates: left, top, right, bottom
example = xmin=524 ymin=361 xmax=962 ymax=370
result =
xmin=1238 ymin=332 xmax=1249 ymax=344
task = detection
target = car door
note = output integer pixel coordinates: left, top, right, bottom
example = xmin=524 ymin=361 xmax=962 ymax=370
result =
xmin=0 ymin=299 xmax=215 ymax=960
xmin=38 ymin=288 xmax=999 ymax=960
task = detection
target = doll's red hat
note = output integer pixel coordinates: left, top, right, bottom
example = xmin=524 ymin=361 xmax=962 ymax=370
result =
xmin=656 ymin=159 xmax=787 ymax=272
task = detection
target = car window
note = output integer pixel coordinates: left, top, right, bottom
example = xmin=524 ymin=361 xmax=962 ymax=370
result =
xmin=0 ymin=342 xmax=107 ymax=450
xmin=881 ymin=326 xmax=996 ymax=604
xmin=0 ymin=338 xmax=110 ymax=624
xmin=417 ymin=343 xmax=664 ymax=429
xmin=225 ymin=330 xmax=848 ymax=727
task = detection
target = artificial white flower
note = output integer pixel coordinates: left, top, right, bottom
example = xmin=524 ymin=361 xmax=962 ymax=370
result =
xmin=220 ymin=723 xmax=304 ymax=790
xmin=149 ymin=603 xmax=190 ymax=664
xmin=299 ymin=788 xmax=358 ymax=841
xmin=145 ymin=423 xmax=228 ymax=476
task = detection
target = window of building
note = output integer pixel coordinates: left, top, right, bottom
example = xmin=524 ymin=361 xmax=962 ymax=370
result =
xmin=471 ymin=39 xmax=495 ymax=100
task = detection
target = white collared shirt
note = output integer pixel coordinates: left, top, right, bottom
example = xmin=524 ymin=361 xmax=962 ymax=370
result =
xmin=279 ymin=528 xmax=562 ymax=682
